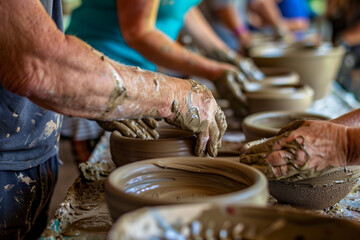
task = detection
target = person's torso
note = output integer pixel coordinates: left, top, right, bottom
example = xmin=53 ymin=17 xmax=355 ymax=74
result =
xmin=0 ymin=0 xmax=63 ymax=170
xmin=66 ymin=0 xmax=201 ymax=71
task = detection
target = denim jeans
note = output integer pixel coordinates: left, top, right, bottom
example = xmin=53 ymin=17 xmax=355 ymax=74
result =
xmin=0 ymin=156 xmax=59 ymax=240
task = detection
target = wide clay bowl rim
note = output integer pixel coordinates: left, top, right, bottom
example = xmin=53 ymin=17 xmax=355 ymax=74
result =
xmin=245 ymin=84 xmax=314 ymax=99
xmin=105 ymin=157 xmax=268 ymax=205
xmin=260 ymin=66 xmax=299 ymax=79
xmin=109 ymin=204 xmax=360 ymax=240
xmin=243 ymin=110 xmax=330 ymax=134
xmin=249 ymin=42 xmax=345 ymax=59
xmin=111 ymin=128 xmax=195 ymax=143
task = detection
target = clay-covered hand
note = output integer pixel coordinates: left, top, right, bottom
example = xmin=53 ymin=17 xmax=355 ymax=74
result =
xmin=165 ymin=80 xmax=227 ymax=157
xmin=239 ymin=120 xmax=349 ymax=181
xmin=214 ymin=70 xmax=248 ymax=118
xmin=211 ymin=49 xmax=264 ymax=81
xmin=97 ymin=118 xmax=159 ymax=139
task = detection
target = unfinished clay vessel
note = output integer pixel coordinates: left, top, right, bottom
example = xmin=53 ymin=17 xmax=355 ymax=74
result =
xmin=242 ymin=111 xmax=330 ymax=141
xmin=109 ymin=204 xmax=360 ymax=240
xmin=260 ymin=67 xmax=299 ymax=85
xmin=105 ymin=157 xmax=268 ymax=221
xmin=250 ymin=43 xmax=345 ymax=99
xmin=269 ymin=166 xmax=360 ymax=209
xmin=244 ymin=83 xmax=314 ymax=114
xmin=109 ymin=128 xmax=195 ymax=167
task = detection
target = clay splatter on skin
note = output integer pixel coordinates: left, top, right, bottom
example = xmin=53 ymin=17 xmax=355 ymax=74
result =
xmin=239 ymin=124 xmax=332 ymax=181
xmin=171 ymin=100 xmax=178 ymax=113
xmin=161 ymin=44 xmax=172 ymax=53
xmin=153 ymin=78 xmax=159 ymax=92
xmin=101 ymin=65 xmax=128 ymax=119
xmin=166 ymin=79 xmax=226 ymax=157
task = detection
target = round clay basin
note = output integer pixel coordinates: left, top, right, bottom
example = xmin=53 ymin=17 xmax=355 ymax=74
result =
xmin=249 ymin=43 xmax=345 ymax=100
xmin=109 ymin=204 xmax=360 ymax=240
xmin=109 ymin=128 xmax=195 ymax=167
xmin=244 ymin=83 xmax=314 ymax=114
xmin=270 ymin=166 xmax=360 ymax=209
xmin=260 ymin=67 xmax=299 ymax=85
xmin=105 ymin=157 xmax=268 ymax=221
xmin=242 ymin=111 xmax=330 ymax=141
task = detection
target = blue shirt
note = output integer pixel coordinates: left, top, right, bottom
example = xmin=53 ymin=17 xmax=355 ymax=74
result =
xmin=66 ymin=0 xmax=201 ymax=71
xmin=0 ymin=0 xmax=63 ymax=170
xmin=277 ymin=0 xmax=312 ymax=19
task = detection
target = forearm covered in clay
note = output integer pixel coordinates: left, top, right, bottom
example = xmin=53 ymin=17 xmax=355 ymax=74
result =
xmin=346 ymin=127 xmax=360 ymax=166
xmin=0 ymin=0 xmax=188 ymax=120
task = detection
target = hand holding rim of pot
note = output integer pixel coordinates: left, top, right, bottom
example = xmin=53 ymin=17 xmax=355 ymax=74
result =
xmin=210 ymin=49 xmax=265 ymax=82
xmin=214 ymin=70 xmax=249 ymax=118
xmin=97 ymin=118 xmax=160 ymax=140
xmin=164 ymin=79 xmax=227 ymax=157
xmin=239 ymin=119 xmax=351 ymax=181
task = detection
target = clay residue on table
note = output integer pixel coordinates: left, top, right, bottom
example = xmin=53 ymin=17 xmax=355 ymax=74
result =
xmin=45 ymin=177 xmax=112 ymax=238
xmin=121 ymin=161 xmax=249 ymax=201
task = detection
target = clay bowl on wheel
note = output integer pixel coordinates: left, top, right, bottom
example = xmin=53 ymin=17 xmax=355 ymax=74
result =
xmin=269 ymin=167 xmax=360 ymax=210
xmin=109 ymin=128 xmax=195 ymax=167
xmin=105 ymin=157 xmax=268 ymax=221
xmin=242 ymin=111 xmax=330 ymax=141
xmin=109 ymin=204 xmax=360 ymax=240
xmin=259 ymin=67 xmax=299 ymax=86
xmin=249 ymin=42 xmax=345 ymax=99
xmin=244 ymin=83 xmax=314 ymax=114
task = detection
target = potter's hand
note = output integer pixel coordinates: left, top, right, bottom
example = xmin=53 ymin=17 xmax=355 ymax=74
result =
xmin=214 ymin=70 xmax=248 ymax=118
xmin=97 ymin=118 xmax=159 ymax=139
xmin=165 ymin=80 xmax=227 ymax=157
xmin=239 ymin=120 xmax=349 ymax=181
xmin=211 ymin=50 xmax=264 ymax=81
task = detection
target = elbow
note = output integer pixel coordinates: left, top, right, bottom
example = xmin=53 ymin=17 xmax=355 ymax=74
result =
xmin=122 ymin=27 xmax=151 ymax=49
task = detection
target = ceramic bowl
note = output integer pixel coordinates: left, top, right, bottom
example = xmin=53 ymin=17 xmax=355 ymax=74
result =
xmin=105 ymin=157 xmax=268 ymax=221
xmin=269 ymin=167 xmax=360 ymax=209
xmin=109 ymin=128 xmax=195 ymax=167
xmin=259 ymin=67 xmax=299 ymax=85
xmin=244 ymin=83 xmax=314 ymax=114
xmin=249 ymin=43 xmax=345 ymax=99
xmin=242 ymin=111 xmax=330 ymax=141
xmin=109 ymin=204 xmax=360 ymax=240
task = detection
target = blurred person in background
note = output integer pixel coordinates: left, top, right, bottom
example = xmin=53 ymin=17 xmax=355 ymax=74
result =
xmin=200 ymin=0 xmax=313 ymax=54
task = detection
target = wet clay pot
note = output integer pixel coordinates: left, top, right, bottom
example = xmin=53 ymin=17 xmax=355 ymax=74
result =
xmin=109 ymin=204 xmax=360 ymax=240
xmin=269 ymin=167 xmax=360 ymax=210
xmin=242 ymin=111 xmax=330 ymax=141
xmin=259 ymin=67 xmax=299 ymax=86
xmin=105 ymin=157 xmax=268 ymax=221
xmin=249 ymin=43 xmax=345 ymax=99
xmin=109 ymin=128 xmax=195 ymax=167
xmin=244 ymin=83 xmax=314 ymax=114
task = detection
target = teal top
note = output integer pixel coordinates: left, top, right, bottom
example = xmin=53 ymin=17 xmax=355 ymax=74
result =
xmin=66 ymin=0 xmax=201 ymax=71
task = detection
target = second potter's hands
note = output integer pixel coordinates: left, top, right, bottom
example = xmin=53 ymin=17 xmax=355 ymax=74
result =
xmin=97 ymin=118 xmax=160 ymax=140
xmin=239 ymin=120 xmax=349 ymax=181
xmin=165 ymin=80 xmax=227 ymax=157
xmin=214 ymin=70 xmax=248 ymax=118
xmin=211 ymin=49 xmax=264 ymax=82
